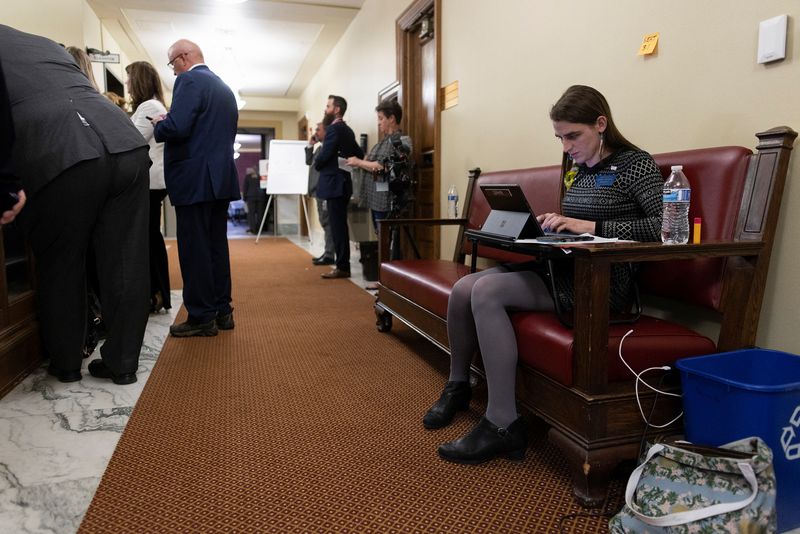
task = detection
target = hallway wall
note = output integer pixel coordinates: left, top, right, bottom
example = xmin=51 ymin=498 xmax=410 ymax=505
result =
xmin=439 ymin=0 xmax=800 ymax=352
xmin=298 ymin=0 xmax=414 ymax=149
xmin=1 ymin=1 xmax=132 ymax=94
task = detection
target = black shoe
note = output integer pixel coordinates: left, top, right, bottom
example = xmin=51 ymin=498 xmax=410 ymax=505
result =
xmin=47 ymin=366 xmax=82 ymax=383
xmin=438 ymin=416 xmax=527 ymax=464
xmin=150 ymin=292 xmax=165 ymax=314
xmin=423 ymin=381 xmax=471 ymax=429
xmin=216 ymin=310 xmax=234 ymax=330
xmin=170 ymin=319 xmax=218 ymax=337
xmin=312 ymin=255 xmax=335 ymax=266
xmin=87 ymin=359 xmax=137 ymax=385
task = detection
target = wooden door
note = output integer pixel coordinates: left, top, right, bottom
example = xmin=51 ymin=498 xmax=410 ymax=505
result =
xmin=297 ymin=117 xmax=310 ymax=236
xmin=397 ymin=0 xmax=440 ymax=259
xmin=298 ymin=116 xmax=309 ymax=141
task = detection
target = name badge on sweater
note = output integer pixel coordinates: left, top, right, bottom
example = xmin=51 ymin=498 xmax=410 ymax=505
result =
xmin=595 ymin=173 xmax=617 ymax=187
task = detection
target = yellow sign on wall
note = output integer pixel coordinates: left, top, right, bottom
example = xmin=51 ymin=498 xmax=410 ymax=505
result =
xmin=638 ymin=32 xmax=659 ymax=55
xmin=442 ymin=81 xmax=459 ymax=110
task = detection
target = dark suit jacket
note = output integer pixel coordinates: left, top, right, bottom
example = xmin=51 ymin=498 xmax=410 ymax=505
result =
xmin=0 ymin=59 xmax=16 ymax=183
xmin=305 ymin=144 xmax=322 ymax=197
xmin=154 ymin=65 xmax=240 ymax=207
xmin=0 ymin=24 xmax=147 ymax=195
xmin=313 ymin=120 xmax=363 ymax=200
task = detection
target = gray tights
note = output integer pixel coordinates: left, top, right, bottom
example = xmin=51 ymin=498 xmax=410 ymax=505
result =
xmin=446 ymin=266 xmax=554 ymax=427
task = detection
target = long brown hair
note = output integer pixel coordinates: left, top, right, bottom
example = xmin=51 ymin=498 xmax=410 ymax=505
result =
xmin=66 ymin=46 xmax=99 ymax=91
xmin=125 ymin=61 xmax=166 ymax=111
xmin=550 ymin=85 xmax=638 ymax=153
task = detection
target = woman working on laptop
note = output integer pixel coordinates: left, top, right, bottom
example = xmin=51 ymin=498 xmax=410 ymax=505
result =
xmin=424 ymin=85 xmax=663 ymax=464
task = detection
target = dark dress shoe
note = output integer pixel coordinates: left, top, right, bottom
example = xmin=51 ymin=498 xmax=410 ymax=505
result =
xmin=321 ymin=268 xmax=351 ymax=279
xmin=170 ymin=319 xmax=218 ymax=337
xmin=423 ymin=381 xmax=471 ymax=429
xmin=438 ymin=416 xmax=527 ymax=464
xmin=216 ymin=310 xmax=234 ymax=330
xmin=48 ymin=366 xmax=82 ymax=383
xmin=150 ymin=291 xmax=164 ymax=314
xmin=87 ymin=359 xmax=137 ymax=385
xmin=312 ymin=255 xmax=335 ymax=266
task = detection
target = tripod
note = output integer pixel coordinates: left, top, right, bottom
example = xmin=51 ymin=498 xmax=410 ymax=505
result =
xmin=385 ymin=192 xmax=421 ymax=260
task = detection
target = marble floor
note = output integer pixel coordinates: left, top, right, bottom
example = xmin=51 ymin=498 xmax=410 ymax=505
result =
xmin=0 ymin=302 xmax=181 ymax=533
xmin=0 ymin=233 xmax=374 ymax=533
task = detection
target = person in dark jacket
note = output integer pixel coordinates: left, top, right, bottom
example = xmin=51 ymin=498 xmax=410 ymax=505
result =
xmin=313 ymin=95 xmax=364 ymax=279
xmin=1 ymin=25 xmax=151 ymax=385
xmin=306 ymin=122 xmax=335 ymax=265
xmin=242 ymin=167 xmax=267 ymax=234
xmin=153 ymin=39 xmax=240 ymax=337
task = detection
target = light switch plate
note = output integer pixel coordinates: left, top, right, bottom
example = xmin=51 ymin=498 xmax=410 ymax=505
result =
xmin=757 ymin=14 xmax=788 ymax=64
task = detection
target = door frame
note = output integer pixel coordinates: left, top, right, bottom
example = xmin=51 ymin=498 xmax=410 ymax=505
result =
xmin=396 ymin=0 xmax=441 ymax=258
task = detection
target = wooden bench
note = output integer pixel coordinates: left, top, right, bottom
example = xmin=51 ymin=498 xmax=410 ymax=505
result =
xmin=373 ymin=126 xmax=797 ymax=506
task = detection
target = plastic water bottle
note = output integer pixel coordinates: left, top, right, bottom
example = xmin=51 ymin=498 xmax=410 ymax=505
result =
xmin=661 ymin=165 xmax=691 ymax=244
xmin=447 ymin=184 xmax=459 ymax=218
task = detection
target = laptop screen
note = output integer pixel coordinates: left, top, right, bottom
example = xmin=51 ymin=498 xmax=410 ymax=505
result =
xmin=480 ymin=184 xmax=536 ymax=213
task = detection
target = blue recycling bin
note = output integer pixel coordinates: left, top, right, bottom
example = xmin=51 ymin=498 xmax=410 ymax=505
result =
xmin=676 ymin=349 xmax=800 ymax=532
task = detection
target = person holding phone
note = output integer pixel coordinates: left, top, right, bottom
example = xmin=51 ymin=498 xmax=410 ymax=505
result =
xmin=126 ymin=61 xmax=171 ymax=313
xmin=153 ymin=39 xmax=240 ymax=336
xmin=424 ymin=85 xmax=663 ymax=465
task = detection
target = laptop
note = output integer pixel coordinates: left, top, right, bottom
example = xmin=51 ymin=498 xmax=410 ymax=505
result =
xmin=465 ymin=184 xmax=591 ymax=244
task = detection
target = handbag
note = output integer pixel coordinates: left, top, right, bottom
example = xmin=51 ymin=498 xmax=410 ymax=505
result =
xmin=609 ymin=437 xmax=777 ymax=533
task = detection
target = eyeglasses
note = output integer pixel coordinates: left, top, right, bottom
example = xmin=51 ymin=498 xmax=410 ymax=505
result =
xmin=167 ymin=52 xmax=185 ymax=68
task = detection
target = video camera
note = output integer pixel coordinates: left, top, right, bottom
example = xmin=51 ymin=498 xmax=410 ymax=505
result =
xmin=381 ymin=135 xmax=413 ymax=213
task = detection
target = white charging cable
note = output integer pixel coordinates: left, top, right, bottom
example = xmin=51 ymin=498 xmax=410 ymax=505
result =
xmin=619 ymin=329 xmax=683 ymax=428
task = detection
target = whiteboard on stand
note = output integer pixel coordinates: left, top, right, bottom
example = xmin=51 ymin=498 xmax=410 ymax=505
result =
xmin=265 ymin=140 xmax=309 ymax=195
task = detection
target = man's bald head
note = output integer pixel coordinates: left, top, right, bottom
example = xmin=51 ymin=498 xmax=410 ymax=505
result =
xmin=167 ymin=39 xmax=204 ymax=75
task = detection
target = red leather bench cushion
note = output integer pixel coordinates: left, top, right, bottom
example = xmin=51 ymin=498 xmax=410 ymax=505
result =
xmin=512 ymin=312 xmax=716 ymax=386
xmin=381 ymin=260 xmax=473 ymax=318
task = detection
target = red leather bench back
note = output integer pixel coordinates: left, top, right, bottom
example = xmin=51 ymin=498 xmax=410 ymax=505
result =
xmin=463 ymin=147 xmax=752 ymax=312
xmin=464 ymin=165 xmax=562 ymax=264
xmin=639 ymin=146 xmax=752 ymax=311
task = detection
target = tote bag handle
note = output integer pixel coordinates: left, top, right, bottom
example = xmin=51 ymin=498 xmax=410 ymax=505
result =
xmin=625 ymin=443 xmax=759 ymax=527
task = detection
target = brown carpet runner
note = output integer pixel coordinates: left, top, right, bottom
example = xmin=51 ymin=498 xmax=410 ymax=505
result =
xmin=79 ymin=238 xmax=622 ymax=533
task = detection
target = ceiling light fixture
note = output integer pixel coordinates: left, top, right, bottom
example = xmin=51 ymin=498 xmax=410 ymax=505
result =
xmin=214 ymin=0 xmax=248 ymax=4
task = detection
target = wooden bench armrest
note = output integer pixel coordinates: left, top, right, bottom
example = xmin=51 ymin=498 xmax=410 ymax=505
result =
xmin=567 ymin=239 xmax=764 ymax=394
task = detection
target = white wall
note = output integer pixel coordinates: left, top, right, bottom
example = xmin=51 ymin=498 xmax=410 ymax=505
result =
xmin=1 ymin=1 xmax=84 ymax=46
xmin=298 ymin=0 xmax=414 ymax=146
xmin=1 ymin=1 xmax=131 ymax=96
xmin=439 ymin=0 xmax=800 ymax=352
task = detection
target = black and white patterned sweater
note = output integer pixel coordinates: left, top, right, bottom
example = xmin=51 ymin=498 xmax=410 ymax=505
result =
xmin=555 ymin=149 xmax=663 ymax=311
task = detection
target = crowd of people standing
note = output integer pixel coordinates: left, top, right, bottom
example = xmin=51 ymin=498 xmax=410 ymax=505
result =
xmin=0 ymin=26 xmax=240 ymax=384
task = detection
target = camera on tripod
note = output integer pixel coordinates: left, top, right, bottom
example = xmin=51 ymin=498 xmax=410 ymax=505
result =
xmin=381 ymin=135 xmax=413 ymax=213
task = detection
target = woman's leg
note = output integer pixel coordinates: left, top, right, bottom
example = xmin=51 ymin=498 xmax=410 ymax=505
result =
xmin=446 ymin=266 xmax=507 ymax=381
xmin=423 ymin=267 xmax=508 ymax=429
xmin=469 ymin=271 xmax=554 ymax=427
xmin=149 ymin=189 xmax=171 ymax=310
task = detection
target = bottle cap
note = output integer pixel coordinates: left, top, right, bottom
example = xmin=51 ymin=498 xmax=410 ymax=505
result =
xmin=694 ymin=217 xmax=702 ymax=223
xmin=671 ymin=165 xmax=683 ymax=171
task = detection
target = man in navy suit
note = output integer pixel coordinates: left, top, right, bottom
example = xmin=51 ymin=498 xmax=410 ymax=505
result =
xmin=314 ymin=95 xmax=364 ymax=279
xmin=154 ymin=39 xmax=240 ymax=337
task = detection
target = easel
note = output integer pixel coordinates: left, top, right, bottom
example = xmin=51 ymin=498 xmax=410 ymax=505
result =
xmin=255 ymin=194 xmax=313 ymax=244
